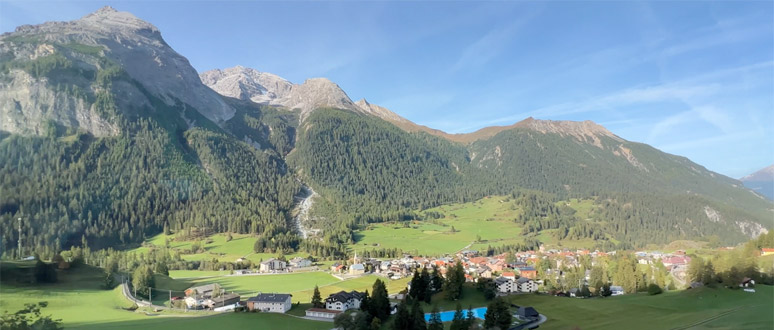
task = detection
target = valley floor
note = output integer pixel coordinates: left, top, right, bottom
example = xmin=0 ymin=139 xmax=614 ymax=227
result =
xmin=2 ymin=260 xmax=772 ymax=330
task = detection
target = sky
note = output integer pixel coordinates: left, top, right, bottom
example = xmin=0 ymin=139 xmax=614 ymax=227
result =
xmin=1 ymin=1 xmax=772 ymax=178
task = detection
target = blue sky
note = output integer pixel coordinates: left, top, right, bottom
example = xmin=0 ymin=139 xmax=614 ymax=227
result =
xmin=1 ymin=1 xmax=772 ymax=178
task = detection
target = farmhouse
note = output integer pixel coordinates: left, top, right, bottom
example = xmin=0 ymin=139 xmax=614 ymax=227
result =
xmin=259 ymin=258 xmax=287 ymax=272
xmin=762 ymin=248 xmax=774 ymax=256
xmin=247 ymin=293 xmax=293 ymax=313
xmin=206 ymin=293 xmax=241 ymax=309
xmin=325 ymin=290 xmax=364 ymax=311
xmin=184 ymin=283 xmax=223 ymax=308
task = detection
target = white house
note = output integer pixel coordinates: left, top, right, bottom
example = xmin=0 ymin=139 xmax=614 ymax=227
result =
xmin=495 ymin=277 xmax=517 ymax=293
xmin=516 ymin=277 xmax=538 ymax=292
xmin=247 ymin=293 xmax=292 ymax=313
xmin=259 ymin=258 xmax=287 ymax=272
xmin=325 ymin=291 xmax=364 ymax=311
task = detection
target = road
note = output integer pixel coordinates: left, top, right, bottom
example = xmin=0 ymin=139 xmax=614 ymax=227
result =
xmin=512 ymin=314 xmax=547 ymax=330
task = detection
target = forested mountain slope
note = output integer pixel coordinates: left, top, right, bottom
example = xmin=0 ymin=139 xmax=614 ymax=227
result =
xmin=0 ymin=7 xmax=771 ymax=258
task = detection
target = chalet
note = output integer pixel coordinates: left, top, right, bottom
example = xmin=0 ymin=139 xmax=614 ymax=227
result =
xmin=325 ymin=291 xmax=364 ymax=311
xmin=247 ymin=293 xmax=292 ymax=313
xmin=518 ymin=266 xmax=537 ymax=279
xmin=259 ymin=258 xmax=287 ymax=272
xmin=501 ymin=271 xmax=516 ymax=280
xmin=761 ymin=248 xmax=774 ymax=256
xmin=305 ymin=308 xmax=342 ymax=319
xmin=289 ymin=257 xmax=312 ymax=268
xmin=477 ymin=266 xmax=493 ymax=279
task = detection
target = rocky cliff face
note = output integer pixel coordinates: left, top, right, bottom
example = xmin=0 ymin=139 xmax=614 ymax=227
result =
xmin=0 ymin=6 xmax=233 ymax=136
xmin=201 ymin=66 xmax=364 ymax=121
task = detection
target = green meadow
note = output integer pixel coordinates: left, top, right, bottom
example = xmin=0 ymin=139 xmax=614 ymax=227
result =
xmin=353 ymin=196 xmax=526 ymax=255
xmin=503 ymin=285 xmax=773 ymax=330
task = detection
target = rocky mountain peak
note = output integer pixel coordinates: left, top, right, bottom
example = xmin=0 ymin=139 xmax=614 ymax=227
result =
xmin=0 ymin=6 xmax=234 ymax=137
xmin=515 ymin=117 xmax=622 ymax=142
xmin=199 ymin=66 xmax=292 ymax=104
xmin=741 ymin=165 xmax=774 ymax=182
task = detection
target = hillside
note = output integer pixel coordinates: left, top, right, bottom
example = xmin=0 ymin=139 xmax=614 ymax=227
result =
xmin=0 ymin=6 xmax=772 ymax=260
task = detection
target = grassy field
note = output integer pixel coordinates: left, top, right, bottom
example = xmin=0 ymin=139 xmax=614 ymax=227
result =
xmin=503 ymin=285 xmax=774 ymax=330
xmin=352 ymin=196 xmax=610 ymax=255
xmin=184 ymin=272 xmax=410 ymax=304
xmin=133 ymin=233 xmax=314 ymax=266
xmin=0 ymin=261 xmax=338 ymax=330
xmin=353 ymin=196 xmax=526 ymax=255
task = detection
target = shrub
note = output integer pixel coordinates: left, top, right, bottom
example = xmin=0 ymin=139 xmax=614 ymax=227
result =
xmin=647 ymin=284 xmax=663 ymax=295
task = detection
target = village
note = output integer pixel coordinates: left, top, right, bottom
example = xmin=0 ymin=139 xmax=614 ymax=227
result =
xmin=167 ymin=245 xmax=700 ymax=322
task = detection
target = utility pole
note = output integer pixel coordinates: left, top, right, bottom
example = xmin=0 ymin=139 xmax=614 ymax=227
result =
xmin=149 ymin=287 xmax=152 ymax=304
xmin=17 ymin=217 xmax=22 ymax=260
xmin=169 ymin=290 xmax=172 ymax=309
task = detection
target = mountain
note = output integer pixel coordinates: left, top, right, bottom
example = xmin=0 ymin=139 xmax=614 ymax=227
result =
xmin=0 ymin=6 xmax=234 ymax=138
xmin=0 ymin=7 xmax=771 ymax=258
xmin=741 ymin=165 xmax=774 ymax=200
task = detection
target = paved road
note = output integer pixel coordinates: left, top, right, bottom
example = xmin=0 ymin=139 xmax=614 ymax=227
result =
xmin=512 ymin=314 xmax=547 ymax=330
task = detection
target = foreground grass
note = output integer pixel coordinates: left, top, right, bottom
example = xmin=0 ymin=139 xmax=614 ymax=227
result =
xmin=504 ymin=285 xmax=774 ymax=330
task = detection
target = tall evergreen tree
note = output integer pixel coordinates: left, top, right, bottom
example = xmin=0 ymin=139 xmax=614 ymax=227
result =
xmin=370 ymin=279 xmax=390 ymax=321
xmin=311 ymin=285 xmax=323 ymax=308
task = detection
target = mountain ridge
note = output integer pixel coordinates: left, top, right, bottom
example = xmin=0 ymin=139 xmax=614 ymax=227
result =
xmin=0 ymin=6 xmax=771 ymax=257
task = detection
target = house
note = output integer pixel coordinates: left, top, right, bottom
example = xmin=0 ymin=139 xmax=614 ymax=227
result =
xmin=247 ymin=293 xmax=293 ymax=313
xmin=610 ymin=286 xmax=624 ymax=296
xmin=305 ymin=308 xmax=342 ymax=319
xmin=495 ymin=277 xmax=516 ymax=293
xmin=516 ymin=277 xmax=538 ymax=292
xmin=501 ymin=271 xmax=516 ymax=280
xmin=517 ymin=306 xmax=539 ymax=319
xmin=205 ymin=293 xmax=241 ymax=309
xmin=331 ymin=262 xmax=345 ymax=273
xmin=478 ymin=266 xmax=493 ymax=278
xmin=349 ymin=263 xmax=365 ymax=275
xmin=259 ymin=258 xmax=287 ymax=272
xmin=234 ymin=269 xmax=251 ymax=275
xmin=761 ymin=248 xmax=774 ymax=256
xmin=518 ymin=266 xmax=537 ymax=279
xmin=740 ymin=277 xmax=755 ymax=288
xmin=289 ymin=257 xmax=313 ymax=268
xmin=185 ymin=283 xmax=222 ymax=298
xmin=325 ymin=291 xmax=364 ymax=311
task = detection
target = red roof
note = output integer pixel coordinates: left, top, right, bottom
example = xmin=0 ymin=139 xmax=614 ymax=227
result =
xmin=502 ymin=272 xmax=516 ymax=277
xmin=762 ymin=248 xmax=774 ymax=252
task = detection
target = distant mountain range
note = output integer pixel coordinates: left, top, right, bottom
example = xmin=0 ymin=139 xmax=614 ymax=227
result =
xmin=0 ymin=7 xmax=771 ymax=255
xmin=741 ymin=165 xmax=774 ymax=200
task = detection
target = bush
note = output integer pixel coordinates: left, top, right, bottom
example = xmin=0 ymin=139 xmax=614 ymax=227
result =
xmin=647 ymin=284 xmax=663 ymax=295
